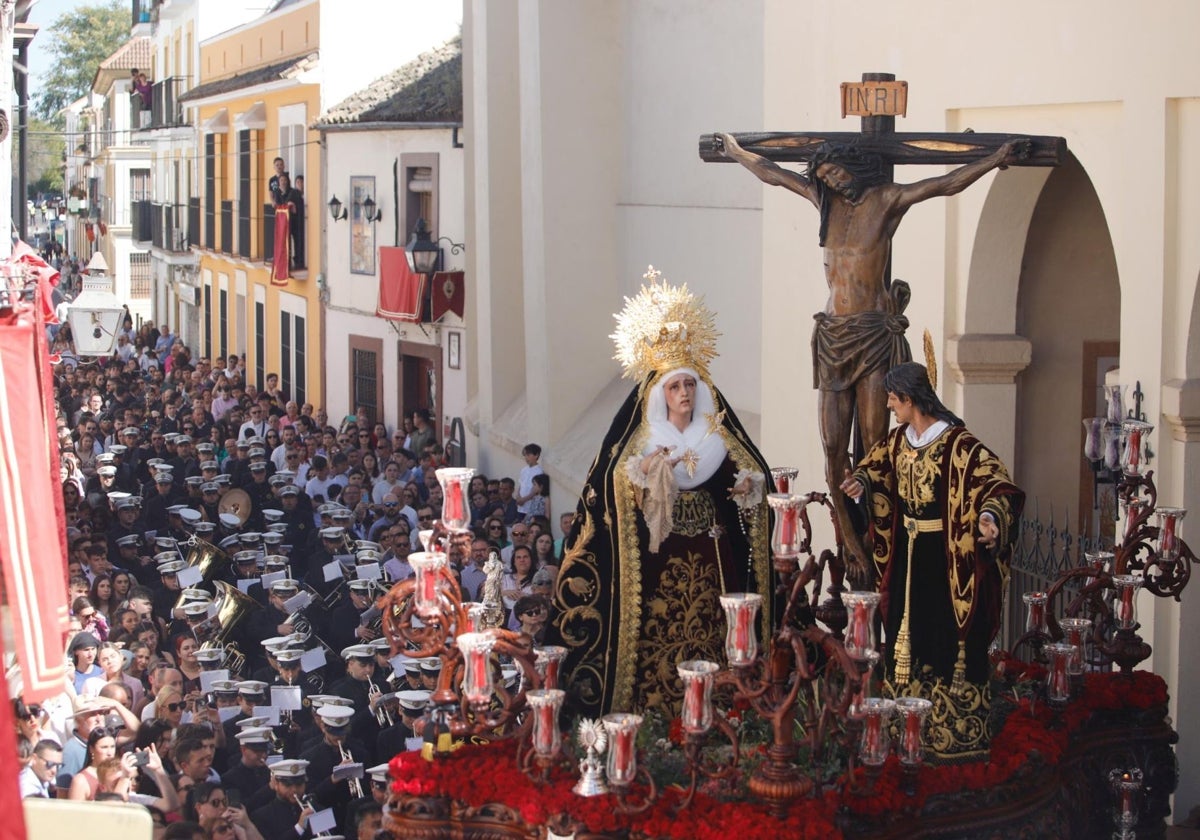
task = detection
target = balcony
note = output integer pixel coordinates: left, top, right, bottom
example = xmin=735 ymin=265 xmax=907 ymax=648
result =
xmin=263 ymin=203 xmax=307 ymax=272
xmin=131 ymin=0 xmax=153 ymax=28
xmin=135 ymin=77 xmax=187 ymax=131
xmin=150 ymin=203 xmax=190 ymax=253
xmin=131 ymin=200 xmax=153 ymax=244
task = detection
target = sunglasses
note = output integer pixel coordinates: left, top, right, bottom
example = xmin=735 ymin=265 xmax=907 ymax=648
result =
xmin=165 ymin=702 xmax=186 ymax=713
xmin=384 ymin=502 xmax=398 ymax=508
xmin=205 ymin=797 xmax=227 ymax=808
xmin=489 ymin=524 xmax=503 ymax=531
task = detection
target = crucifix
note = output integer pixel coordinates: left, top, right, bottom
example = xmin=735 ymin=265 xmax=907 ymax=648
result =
xmin=701 ymin=72 xmax=1066 ymax=584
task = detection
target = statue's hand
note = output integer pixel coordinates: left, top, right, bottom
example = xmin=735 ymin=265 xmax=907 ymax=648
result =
xmin=978 ymin=513 xmax=999 ymax=548
xmin=838 ymin=468 xmax=864 ymax=501
xmin=714 ymin=132 xmax=737 ymax=157
xmin=998 ymin=138 xmax=1032 ymax=169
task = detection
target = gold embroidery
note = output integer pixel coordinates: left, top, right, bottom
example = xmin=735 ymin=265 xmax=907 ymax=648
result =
xmin=703 ymin=409 xmax=726 ymax=436
xmin=883 ymin=674 xmax=992 ymax=762
xmin=672 ymin=490 xmax=718 ymax=537
xmin=612 ymin=427 xmax=647 ymax=713
xmin=679 ymin=448 xmax=699 ymax=478
xmin=634 ymin=549 xmax=724 ymax=713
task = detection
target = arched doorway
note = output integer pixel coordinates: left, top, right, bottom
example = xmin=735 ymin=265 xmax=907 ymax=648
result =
xmin=1013 ymin=154 xmax=1120 ymax=537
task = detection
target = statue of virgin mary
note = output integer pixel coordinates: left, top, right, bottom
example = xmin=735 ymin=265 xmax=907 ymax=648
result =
xmin=547 ymin=268 xmax=775 ymax=717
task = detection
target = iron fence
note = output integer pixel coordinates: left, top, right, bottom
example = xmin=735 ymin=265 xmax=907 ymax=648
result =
xmin=1001 ymin=500 xmax=1112 ymax=648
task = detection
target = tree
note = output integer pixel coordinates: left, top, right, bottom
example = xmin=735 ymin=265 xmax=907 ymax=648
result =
xmin=15 ymin=118 xmax=67 ymax=197
xmin=34 ymin=1 xmax=130 ymax=123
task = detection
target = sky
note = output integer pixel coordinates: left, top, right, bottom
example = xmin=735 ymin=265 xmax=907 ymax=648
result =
xmin=24 ymin=0 xmax=88 ymax=93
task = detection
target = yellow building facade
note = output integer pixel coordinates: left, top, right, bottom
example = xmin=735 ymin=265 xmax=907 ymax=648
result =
xmin=181 ymin=0 xmax=322 ymax=407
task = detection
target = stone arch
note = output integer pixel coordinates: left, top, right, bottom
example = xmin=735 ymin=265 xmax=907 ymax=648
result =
xmin=952 ymin=152 xmax=1120 ymax=533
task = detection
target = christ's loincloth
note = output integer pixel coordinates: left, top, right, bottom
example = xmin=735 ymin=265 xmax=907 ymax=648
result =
xmin=811 ymin=309 xmax=911 ymax=391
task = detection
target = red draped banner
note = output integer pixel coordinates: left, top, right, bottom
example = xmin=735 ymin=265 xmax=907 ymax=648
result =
xmin=0 ymin=268 xmax=69 ymax=706
xmin=430 ymin=270 xmax=465 ymax=322
xmin=271 ymin=205 xmax=292 ymax=286
xmin=377 ymin=246 xmax=425 ymax=322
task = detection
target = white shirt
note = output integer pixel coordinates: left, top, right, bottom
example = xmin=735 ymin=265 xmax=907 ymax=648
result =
xmin=516 ymin=464 xmax=543 ymax=515
xmin=238 ymin=420 xmax=269 ymax=440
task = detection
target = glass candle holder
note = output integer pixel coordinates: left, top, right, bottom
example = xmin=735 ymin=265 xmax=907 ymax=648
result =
xmin=1045 ymin=641 xmax=1074 ymax=703
xmin=409 ymin=552 xmax=448 ymax=617
xmin=1084 ymin=551 xmax=1113 ymax=587
xmin=602 ymin=713 xmax=643 ymax=786
xmin=1112 ymin=575 xmax=1142 ymax=630
xmin=769 ymin=467 xmax=798 ymax=494
xmin=893 ymin=697 xmax=932 ymax=767
xmin=1058 ymin=617 xmax=1093 ymax=675
xmin=719 ymin=593 xmax=762 ymax=666
xmin=1155 ymin=506 xmax=1187 ymax=562
xmin=1082 ymin=417 xmax=1105 ymax=462
xmin=435 ymin=467 xmax=475 ymax=532
xmin=526 ymin=688 xmax=565 ymax=759
xmin=1104 ymin=423 xmax=1122 ymax=471
xmin=858 ymin=697 xmax=894 ymax=767
xmin=840 ymin=590 xmax=881 ymax=660
xmin=461 ymin=602 xmax=484 ymax=633
xmin=456 ymin=630 xmax=498 ymax=705
xmin=767 ymin=493 xmax=805 ymax=559
xmin=1109 ymin=767 xmax=1143 ymax=839
xmin=417 ymin=529 xmax=436 ymax=553
xmin=1022 ymin=591 xmax=1049 ymax=635
xmin=534 ymin=645 xmax=567 ymax=690
xmin=1106 ymin=384 xmax=1126 ymax=425
xmin=1120 ymin=419 xmax=1154 ymax=475
xmin=677 ymin=660 xmax=720 ymax=735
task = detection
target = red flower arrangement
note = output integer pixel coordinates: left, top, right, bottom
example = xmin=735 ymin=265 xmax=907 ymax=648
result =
xmin=387 ymin=670 xmax=1168 ymax=839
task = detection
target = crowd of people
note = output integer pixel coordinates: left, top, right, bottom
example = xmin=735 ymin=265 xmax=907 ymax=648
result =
xmin=13 ymin=312 xmax=567 ymax=840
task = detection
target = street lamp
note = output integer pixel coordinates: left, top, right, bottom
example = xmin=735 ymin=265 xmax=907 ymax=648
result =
xmin=67 ymin=251 xmax=124 ymax=356
xmin=405 ymin=218 xmax=440 ymax=275
xmin=327 ymin=195 xmax=347 ymax=222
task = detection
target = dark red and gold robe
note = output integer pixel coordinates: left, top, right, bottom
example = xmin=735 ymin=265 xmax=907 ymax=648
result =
xmin=852 ymin=425 xmax=1023 ymax=688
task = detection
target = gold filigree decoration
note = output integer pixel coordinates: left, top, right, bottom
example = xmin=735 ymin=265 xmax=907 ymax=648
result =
xmin=883 ymin=673 xmax=992 ymax=762
xmin=679 ymin=448 xmax=699 ymax=478
xmin=704 ymin=409 xmax=726 ymax=436
xmin=611 ymin=267 xmax=720 ymax=382
xmin=923 ymin=328 xmax=938 ymax=391
xmin=671 ymin=490 xmax=719 ymax=538
xmin=634 ymin=549 xmax=725 ymax=714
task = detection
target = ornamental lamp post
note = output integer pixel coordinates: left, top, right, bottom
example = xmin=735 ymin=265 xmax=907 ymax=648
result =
xmin=405 ymin=217 xmax=440 ymax=275
xmin=67 ymin=251 xmax=124 ymax=356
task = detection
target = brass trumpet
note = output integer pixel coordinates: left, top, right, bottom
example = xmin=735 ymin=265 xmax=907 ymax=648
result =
xmin=368 ymin=682 xmax=393 ymax=728
xmin=339 ymin=743 xmax=363 ymax=799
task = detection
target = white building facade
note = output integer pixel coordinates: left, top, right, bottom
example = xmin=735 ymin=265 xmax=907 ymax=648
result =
xmin=316 ymin=39 xmax=466 ymax=443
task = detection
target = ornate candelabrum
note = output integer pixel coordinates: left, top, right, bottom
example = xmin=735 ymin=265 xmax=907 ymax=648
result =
xmin=1044 ymin=417 xmax=1194 ymax=679
xmin=713 ymin=488 xmax=876 ymax=818
xmin=377 ymin=493 xmax=543 ymax=757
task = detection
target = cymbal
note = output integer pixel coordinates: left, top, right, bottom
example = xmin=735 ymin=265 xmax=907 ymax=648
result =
xmin=218 ymin=488 xmax=252 ymax=527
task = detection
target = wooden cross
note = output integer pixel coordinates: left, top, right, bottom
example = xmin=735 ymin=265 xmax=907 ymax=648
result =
xmin=700 ymin=72 xmax=1065 ymax=174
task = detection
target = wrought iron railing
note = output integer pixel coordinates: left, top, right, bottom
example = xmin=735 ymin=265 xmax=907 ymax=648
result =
xmin=150 ymin=203 xmax=189 ymax=252
xmin=1001 ymin=501 xmax=1111 ymax=648
xmin=131 ymin=200 xmax=153 ymax=243
xmin=141 ymin=77 xmax=186 ymax=130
